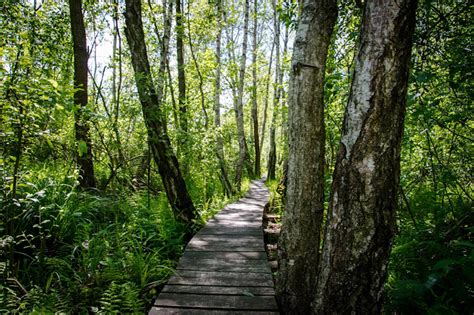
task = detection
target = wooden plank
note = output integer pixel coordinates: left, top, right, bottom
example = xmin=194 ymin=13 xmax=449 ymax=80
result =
xmin=155 ymin=293 xmax=278 ymax=311
xmin=186 ymin=244 xmax=265 ymax=252
xmin=186 ymin=239 xmax=265 ymax=252
xmin=177 ymin=265 xmax=270 ymax=273
xmin=190 ymin=234 xmax=264 ymax=241
xmin=169 ymin=270 xmax=273 ymax=283
xmin=161 ymin=285 xmax=275 ymax=296
xmin=182 ymin=251 xmax=267 ymax=260
xmin=177 ymin=258 xmax=272 ymax=273
xmin=178 ymin=258 xmax=269 ymax=266
xmin=168 ymin=270 xmax=273 ymax=287
xmin=212 ymin=214 xmax=262 ymax=221
xmin=206 ymin=220 xmax=262 ymax=228
xmin=197 ymin=227 xmax=263 ymax=236
xmin=149 ymin=307 xmax=279 ymax=315
xmin=189 ymin=237 xmax=263 ymax=245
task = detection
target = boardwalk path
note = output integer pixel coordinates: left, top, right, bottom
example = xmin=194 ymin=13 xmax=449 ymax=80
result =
xmin=149 ymin=180 xmax=279 ymax=314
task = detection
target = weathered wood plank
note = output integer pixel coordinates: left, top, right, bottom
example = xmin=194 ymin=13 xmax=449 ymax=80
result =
xmin=190 ymin=234 xmax=264 ymax=241
xmin=155 ymin=293 xmax=278 ymax=311
xmin=168 ymin=270 xmax=273 ymax=287
xmin=149 ymin=307 xmax=279 ymax=315
xmin=206 ymin=220 xmax=262 ymax=228
xmin=182 ymin=251 xmax=267 ymax=260
xmin=186 ymin=238 xmax=265 ymax=252
xmin=161 ymin=285 xmax=275 ymax=296
xmin=197 ymin=227 xmax=263 ymax=236
xmin=177 ymin=265 xmax=270 ymax=273
xmin=177 ymin=258 xmax=271 ymax=273
xmin=188 ymin=237 xmax=263 ymax=245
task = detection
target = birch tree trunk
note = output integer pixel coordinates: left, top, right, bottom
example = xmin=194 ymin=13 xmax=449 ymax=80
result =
xmin=214 ymin=0 xmax=233 ymax=196
xmin=124 ymin=0 xmax=196 ymax=224
xmin=266 ymin=0 xmax=280 ymax=181
xmin=314 ymin=0 xmax=417 ymax=313
xmin=234 ymin=0 xmax=252 ymax=189
xmin=69 ymin=0 xmax=96 ymax=189
xmin=251 ymin=0 xmax=260 ymax=178
xmin=275 ymin=0 xmax=337 ymax=313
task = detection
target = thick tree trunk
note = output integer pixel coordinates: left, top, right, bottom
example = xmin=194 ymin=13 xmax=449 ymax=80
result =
xmin=251 ymin=0 xmax=260 ymax=177
xmin=69 ymin=0 xmax=96 ymax=189
xmin=275 ymin=0 xmax=337 ymax=313
xmin=266 ymin=0 xmax=280 ymax=181
xmin=124 ymin=0 xmax=196 ymax=224
xmin=214 ymin=0 xmax=233 ymax=196
xmin=234 ymin=0 xmax=252 ymax=189
xmin=314 ymin=0 xmax=417 ymax=313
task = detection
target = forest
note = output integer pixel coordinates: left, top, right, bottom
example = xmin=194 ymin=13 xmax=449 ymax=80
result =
xmin=0 ymin=0 xmax=472 ymax=314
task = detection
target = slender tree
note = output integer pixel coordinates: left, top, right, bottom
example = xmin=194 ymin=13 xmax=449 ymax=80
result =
xmin=234 ymin=0 xmax=252 ymax=189
xmin=251 ymin=0 xmax=260 ymax=177
xmin=314 ymin=0 xmax=417 ymax=313
xmin=176 ymin=0 xmax=187 ymax=135
xmin=214 ymin=0 xmax=234 ymax=196
xmin=124 ymin=0 xmax=196 ymax=224
xmin=276 ymin=0 xmax=337 ymax=313
xmin=266 ymin=0 xmax=280 ymax=181
xmin=69 ymin=0 xmax=96 ymax=189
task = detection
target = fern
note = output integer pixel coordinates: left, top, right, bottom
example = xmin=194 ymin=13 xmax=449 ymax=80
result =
xmin=98 ymin=282 xmax=143 ymax=314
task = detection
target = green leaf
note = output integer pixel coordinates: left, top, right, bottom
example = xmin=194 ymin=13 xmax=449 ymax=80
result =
xmin=48 ymin=79 xmax=58 ymax=89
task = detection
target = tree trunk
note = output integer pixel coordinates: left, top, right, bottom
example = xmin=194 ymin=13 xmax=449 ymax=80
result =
xmin=314 ymin=0 xmax=417 ymax=313
xmin=266 ymin=0 xmax=280 ymax=181
xmin=69 ymin=0 xmax=96 ymax=189
xmin=234 ymin=0 xmax=252 ymax=189
xmin=251 ymin=0 xmax=260 ymax=177
xmin=259 ymin=40 xmax=274 ymax=153
xmin=124 ymin=0 xmax=196 ymax=224
xmin=176 ymin=0 xmax=187 ymax=135
xmin=275 ymin=0 xmax=337 ymax=313
xmin=214 ymin=0 xmax=233 ymax=196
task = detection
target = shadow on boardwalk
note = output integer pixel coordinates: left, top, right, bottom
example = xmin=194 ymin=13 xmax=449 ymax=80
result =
xmin=149 ymin=180 xmax=279 ymax=314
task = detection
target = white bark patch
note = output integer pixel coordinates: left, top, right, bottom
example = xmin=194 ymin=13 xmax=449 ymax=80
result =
xmin=341 ymin=57 xmax=374 ymax=159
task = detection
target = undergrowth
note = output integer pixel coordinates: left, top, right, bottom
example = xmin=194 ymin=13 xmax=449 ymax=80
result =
xmin=0 ymin=164 xmax=243 ymax=313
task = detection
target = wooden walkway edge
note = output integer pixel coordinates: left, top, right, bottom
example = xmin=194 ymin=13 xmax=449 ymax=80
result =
xmin=149 ymin=180 xmax=279 ymax=314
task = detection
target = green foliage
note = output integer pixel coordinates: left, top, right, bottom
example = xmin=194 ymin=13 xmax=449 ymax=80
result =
xmin=384 ymin=0 xmax=473 ymax=313
xmin=266 ymin=179 xmax=285 ymax=217
xmin=0 ymin=164 xmax=188 ymax=313
xmin=385 ymin=194 xmax=473 ymax=314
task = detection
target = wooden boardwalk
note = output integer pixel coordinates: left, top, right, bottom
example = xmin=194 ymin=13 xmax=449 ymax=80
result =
xmin=149 ymin=180 xmax=279 ymax=314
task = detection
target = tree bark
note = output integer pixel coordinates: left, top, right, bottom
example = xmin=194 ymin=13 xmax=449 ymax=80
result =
xmin=69 ymin=0 xmax=96 ymax=189
xmin=266 ymin=0 xmax=280 ymax=181
xmin=314 ymin=0 xmax=417 ymax=313
xmin=251 ymin=0 xmax=260 ymax=177
xmin=176 ymin=0 xmax=187 ymax=135
xmin=275 ymin=0 xmax=337 ymax=313
xmin=214 ymin=0 xmax=233 ymax=196
xmin=259 ymin=40 xmax=274 ymax=153
xmin=234 ymin=0 xmax=252 ymax=189
xmin=124 ymin=0 xmax=197 ymax=224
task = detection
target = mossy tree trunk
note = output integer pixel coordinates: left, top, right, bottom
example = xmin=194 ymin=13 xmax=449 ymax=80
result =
xmin=124 ymin=0 xmax=196 ymax=224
